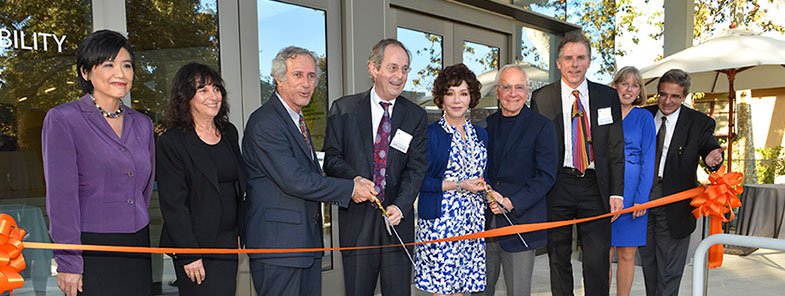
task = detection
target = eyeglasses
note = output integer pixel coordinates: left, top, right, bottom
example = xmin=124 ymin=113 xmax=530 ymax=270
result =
xmin=657 ymin=92 xmax=684 ymax=101
xmin=497 ymin=84 xmax=528 ymax=93
xmin=385 ymin=64 xmax=411 ymax=74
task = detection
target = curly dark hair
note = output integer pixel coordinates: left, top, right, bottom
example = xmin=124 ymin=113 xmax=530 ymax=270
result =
xmin=432 ymin=63 xmax=482 ymax=109
xmin=166 ymin=63 xmax=229 ymax=132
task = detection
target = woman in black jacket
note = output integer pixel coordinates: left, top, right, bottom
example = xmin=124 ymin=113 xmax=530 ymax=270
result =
xmin=157 ymin=63 xmax=245 ymax=295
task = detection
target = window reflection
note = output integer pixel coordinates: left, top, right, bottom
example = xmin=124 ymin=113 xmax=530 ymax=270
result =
xmin=463 ymin=41 xmax=499 ymax=124
xmin=127 ymin=0 xmax=221 ymax=136
xmin=0 ymin=1 xmax=91 ymax=294
xmin=397 ymin=27 xmax=443 ymax=104
xmin=521 ymin=27 xmax=552 ymax=91
xmin=257 ymin=0 xmax=333 ymax=271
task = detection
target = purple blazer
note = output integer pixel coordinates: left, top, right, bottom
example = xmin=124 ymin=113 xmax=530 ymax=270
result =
xmin=42 ymin=95 xmax=155 ymax=274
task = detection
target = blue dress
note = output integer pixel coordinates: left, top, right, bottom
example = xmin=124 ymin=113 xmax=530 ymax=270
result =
xmin=415 ymin=117 xmax=487 ymax=294
xmin=611 ymin=107 xmax=656 ymax=246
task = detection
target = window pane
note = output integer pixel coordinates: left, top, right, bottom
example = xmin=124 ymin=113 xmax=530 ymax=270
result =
xmin=258 ymin=0 xmax=327 ymax=150
xmin=397 ymin=27 xmax=443 ymax=104
xmin=521 ymin=26 xmax=553 ymax=91
xmin=257 ymin=0 xmax=333 ymax=271
xmin=126 ymin=1 xmax=220 ymax=293
xmin=0 ymin=1 xmax=91 ymax=294
xmin=127 ymin=0 xmax=220 ymax=135
xmin=463 ymin=41 xmax=499 ymax=123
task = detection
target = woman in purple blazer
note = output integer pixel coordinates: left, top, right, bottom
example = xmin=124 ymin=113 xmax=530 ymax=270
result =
xmin=42 ymin=30 xmax=154 ymax=296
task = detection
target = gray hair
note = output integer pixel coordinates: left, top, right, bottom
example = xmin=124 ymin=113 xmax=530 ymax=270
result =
xmin=658 ymin=69 xmax=691 ymax=96
xmin=494 ymin=64 xmax=530 ymax=87
xmin=271 ymin=46 xmax=321 ymax=84
xmin=368 ymin=39 xmax=411 ymax=70
xmin=494 ymin=64 xmax=531 ymax=97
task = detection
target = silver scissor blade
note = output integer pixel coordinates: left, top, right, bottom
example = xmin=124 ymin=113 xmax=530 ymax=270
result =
xmin=499 ymin=210 xmax=529 ymax=248
xmin=384 ymin=216 xmax=416 ymax=266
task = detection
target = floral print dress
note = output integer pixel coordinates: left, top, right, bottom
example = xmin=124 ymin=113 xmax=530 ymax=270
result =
xmin=415 ymin=117 xmax=488 ymax=294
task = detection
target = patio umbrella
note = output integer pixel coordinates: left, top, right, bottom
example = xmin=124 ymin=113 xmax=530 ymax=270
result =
xmin=639 ymin=28 xmax=785 ymax=172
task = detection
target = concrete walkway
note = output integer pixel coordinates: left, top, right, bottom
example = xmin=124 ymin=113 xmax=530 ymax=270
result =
xmin=412 ymin=248 xmax=785 ymax=295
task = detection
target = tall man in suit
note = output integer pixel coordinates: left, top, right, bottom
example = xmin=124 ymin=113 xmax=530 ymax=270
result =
xmin=243 ymin=46 xmax=377 ymax=296
xmin=639 ymin=69 xmax=723 ymax=296
xmin=478 ymin=64 xmax=558 ymax=296
xmin=530 ymin=31 xmax=626 ymax=296
xmin=323 ymin=39 xmax=428 ymax=296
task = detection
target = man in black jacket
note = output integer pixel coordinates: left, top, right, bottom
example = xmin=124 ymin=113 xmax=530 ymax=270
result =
xmin=639 ymin=69 xmax=723 ymax=296
xmin=531 ymin=31 xmax=626 ymax=296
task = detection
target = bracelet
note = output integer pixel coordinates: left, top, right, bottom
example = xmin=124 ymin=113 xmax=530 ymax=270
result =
xmin=456 ymin=180 xmax=463 ymax=191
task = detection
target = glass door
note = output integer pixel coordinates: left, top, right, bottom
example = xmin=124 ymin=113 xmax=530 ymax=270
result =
xmin=393 ymin=9 xmax=510 ymax=124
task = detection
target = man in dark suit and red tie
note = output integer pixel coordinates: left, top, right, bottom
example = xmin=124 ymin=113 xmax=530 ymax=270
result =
xmin=242 ymin=46 xmax=377 ymax=296
xmin=639 ymin=69 xmax=723 ymax=296
xmin=530 ymin=31 xmax=626 ymax=296
xmin=323 ymin=39 xmax=428 ymax=296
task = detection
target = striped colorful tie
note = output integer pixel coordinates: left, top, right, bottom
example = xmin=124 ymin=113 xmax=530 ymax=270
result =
xmin=571 ymin=90 xmax=593 ymax=173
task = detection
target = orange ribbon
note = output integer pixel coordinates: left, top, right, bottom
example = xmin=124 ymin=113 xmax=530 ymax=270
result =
xmin=689 ymin=165 xmax=744 ymax=268
xmin=4 ymin=184 xmax=731 ymax=294
xmin=0 ymin=214 xmax=27 ymax=295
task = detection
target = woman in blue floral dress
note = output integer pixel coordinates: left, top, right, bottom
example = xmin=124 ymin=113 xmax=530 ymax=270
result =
xmin=415 ymin=63 xmax=489 ymax=295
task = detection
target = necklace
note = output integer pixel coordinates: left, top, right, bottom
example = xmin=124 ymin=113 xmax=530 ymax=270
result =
xmin=90 ymin=94 xmax=123 ymax=119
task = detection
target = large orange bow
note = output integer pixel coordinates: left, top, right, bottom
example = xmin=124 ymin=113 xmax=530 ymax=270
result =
xmin=0 ymin=214 xmax=27 ymax=294
xmin=689 ymin=165 xmax=744 ymax=268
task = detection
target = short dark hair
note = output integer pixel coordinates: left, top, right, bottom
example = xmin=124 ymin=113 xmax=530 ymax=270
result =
xmin=432 ymin=63 xmax=482 ymax=109
xmin=166 ymin=63 xmax=230 ymax=132
xmin=658 ymin=69 xmax=691 ymax=96
xmin=76 ymin=30 xmax=136 ymax=94
xmin=368 ymin=39 xmax=411 ymax=70
xmin=557 ymin=31 xmax=592 ymax=60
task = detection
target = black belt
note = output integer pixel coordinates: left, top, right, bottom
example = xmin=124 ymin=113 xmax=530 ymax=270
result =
xmin=560 ymin=167 xmax=595 ymax=178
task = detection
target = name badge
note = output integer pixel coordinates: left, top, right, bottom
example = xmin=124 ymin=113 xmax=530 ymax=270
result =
xmin=390 ymin=129 xmax=413 ymax=154
xmin=597 ymin=107 xmax=613 ymax=126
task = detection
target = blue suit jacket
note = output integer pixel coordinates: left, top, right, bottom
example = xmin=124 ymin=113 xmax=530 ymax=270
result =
xmin=242 ymin=94 xmax=353 ymax=268
xmin=418 ymin=121 xmax=489 ymax=219
xmin=485 ymin=106 xmax=558 ymax=252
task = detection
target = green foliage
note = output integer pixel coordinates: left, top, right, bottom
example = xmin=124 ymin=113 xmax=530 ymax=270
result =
xmin=694 ymin=0 xmax=785 ymax=41
xmin=756 ymin=146 xmax=785 ymax=184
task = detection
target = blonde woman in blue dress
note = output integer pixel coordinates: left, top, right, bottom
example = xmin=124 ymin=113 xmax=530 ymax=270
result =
xmin=609 ymin=66 xmax=656 ymax=296
xmin=415 ymin=63 xmax=489 ymax=295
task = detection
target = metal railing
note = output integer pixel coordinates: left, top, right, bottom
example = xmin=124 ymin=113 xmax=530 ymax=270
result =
xmin=692 ymin=234 xmax=785 ymax=296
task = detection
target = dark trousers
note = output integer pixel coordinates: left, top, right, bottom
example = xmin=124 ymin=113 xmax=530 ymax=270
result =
xmin=174 ymin=255 xmax=238 ymax=296
xmin=251 ymin=258 xmax=322 ymax=296
xmin=79 ymin=226 xmax=153 ymax=296
xmin=638 ymin=183 xmax=690 ymax=296
xmin=547 ymin=171 xmax=610 ymax=296
xmin=342 ymin=248 xmax=412 ymax=296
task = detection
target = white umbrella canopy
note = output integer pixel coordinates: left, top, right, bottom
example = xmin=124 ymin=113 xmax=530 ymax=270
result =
xmin=639 ymin=29 xmax=785 ymax=172
xmin=640 ymin=29 xmax=785 ymax=95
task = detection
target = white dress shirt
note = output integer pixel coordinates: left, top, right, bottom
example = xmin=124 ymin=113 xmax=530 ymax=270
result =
xmin=655 ymin=106 xmax=681 ymax=178
xmin=370 ymin=87 xmax=397 ymax=141
xmin=560 ymin=79 xmax=594 ymax=170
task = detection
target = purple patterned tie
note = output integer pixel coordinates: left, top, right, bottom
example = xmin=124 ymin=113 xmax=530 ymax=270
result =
xmin=298 ymin=115 xmax=313 ymax=158
xmin=373 ymin=102 xmax=392 ymax=204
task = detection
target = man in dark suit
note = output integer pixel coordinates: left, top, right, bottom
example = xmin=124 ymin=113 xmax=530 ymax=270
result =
xmin=323 ymin=39 xmax=428 ymax=296
xmin=530 ymin=31 xmax=626 ymax=296
xmin=639 ymin=69 xmax=723 ymax=296
xmin=243 ymin=46 xmax=377 ymax=296
xmin=478 ymin=64 xmax=558 ymax=296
